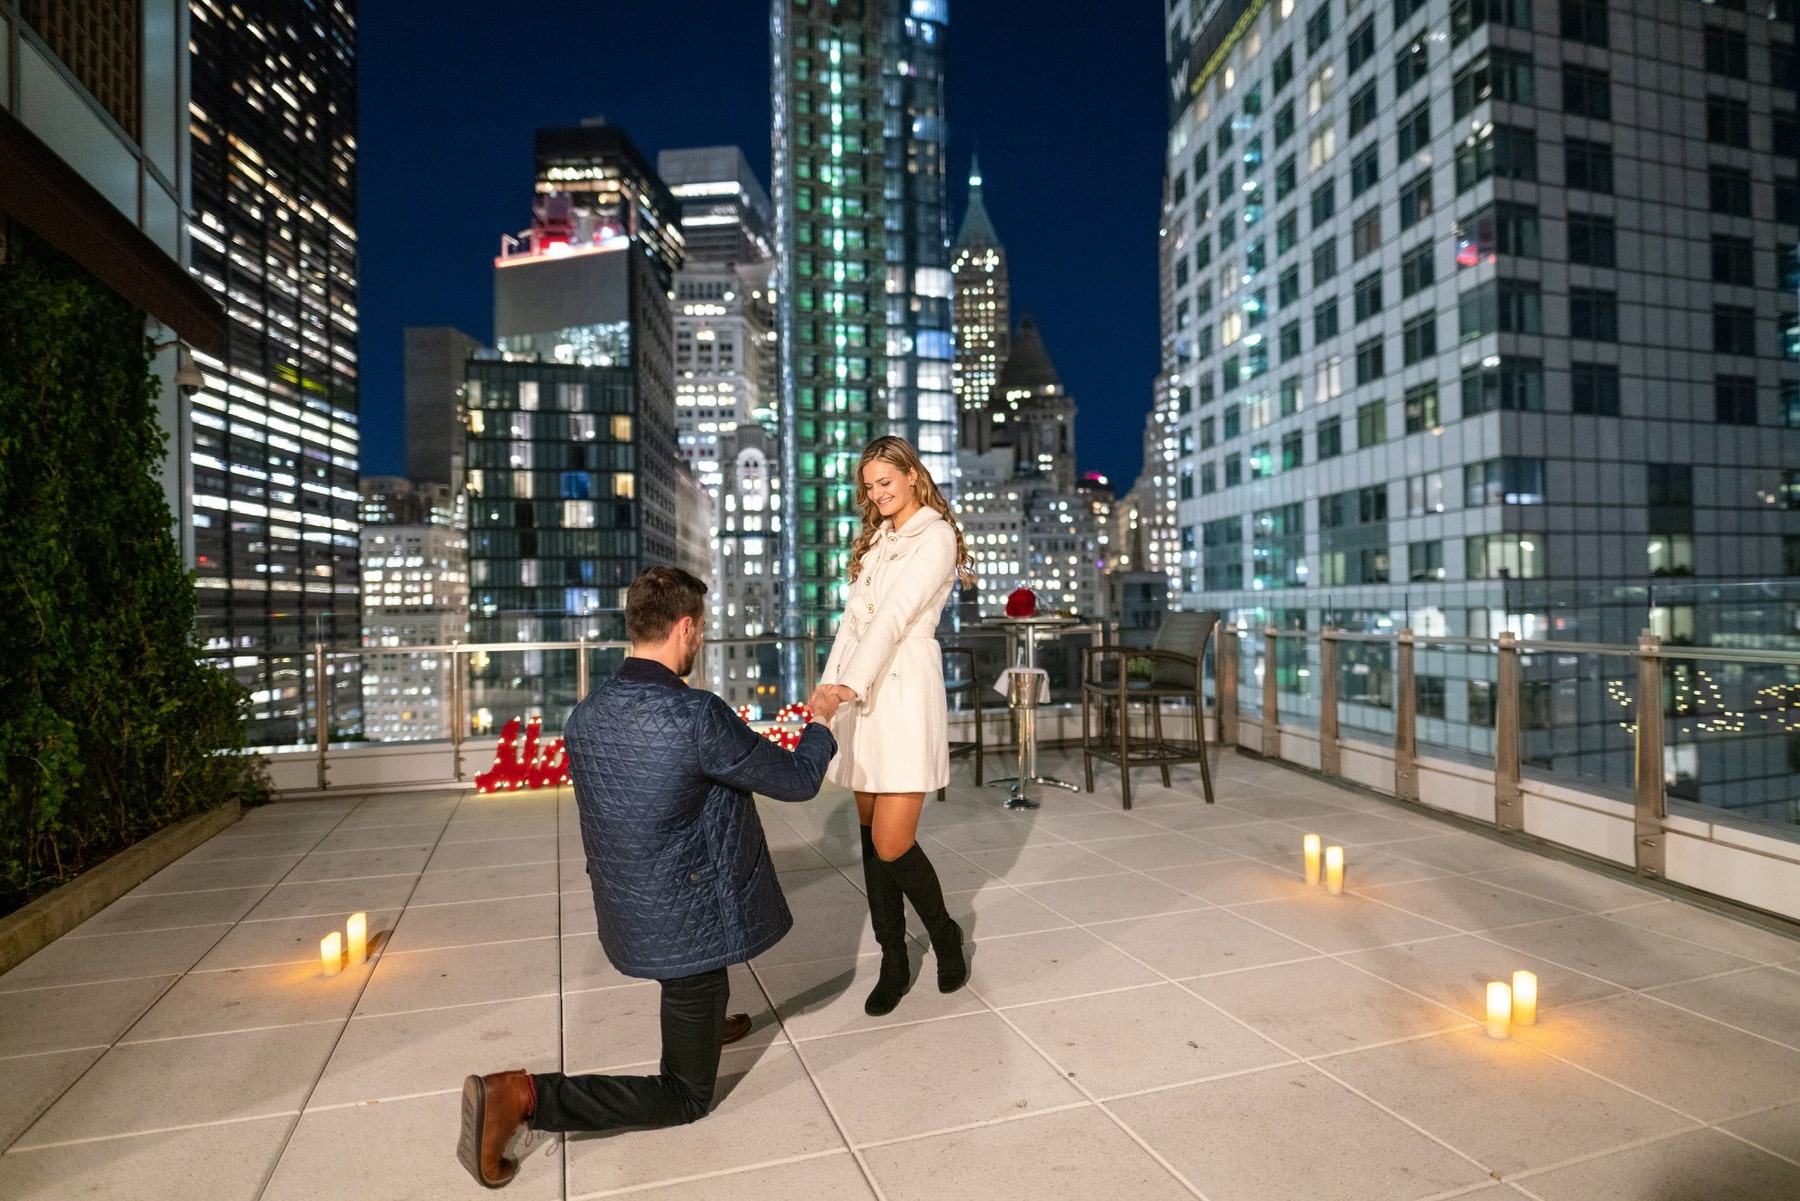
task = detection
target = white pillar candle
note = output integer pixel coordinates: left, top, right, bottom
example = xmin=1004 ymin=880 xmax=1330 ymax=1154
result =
xmin=346 ymin=912 xmax=368 ymax=966
xmin=1486 ymin=981 xmax=1512 ymax=1039
xmin=1303 ymin=834 xmax=1322 ymax=886
xmin=1512 ymin=970 xmax=1538 ymax=1026
xmin=320 ymin=932 xmax=343 ymax=978
xmin=1324 ymin=845 xmax=1345 ymax=895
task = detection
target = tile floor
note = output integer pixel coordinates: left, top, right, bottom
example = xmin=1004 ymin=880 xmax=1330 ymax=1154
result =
xmin=2 ymin=752 xmax=1798 ymax=1200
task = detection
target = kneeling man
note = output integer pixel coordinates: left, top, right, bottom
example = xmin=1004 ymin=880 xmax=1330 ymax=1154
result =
xmin=459 ymin=566 xmax=841 ymax=1188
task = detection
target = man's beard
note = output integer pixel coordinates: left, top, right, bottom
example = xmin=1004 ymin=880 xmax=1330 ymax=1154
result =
xmin=677 ymin=632 xmax=700 ymax=677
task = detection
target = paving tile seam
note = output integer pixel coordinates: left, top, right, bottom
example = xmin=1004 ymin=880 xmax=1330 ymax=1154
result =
xmin=116 ymin=1016 xmax=350 ymax=1047
xmin=4 ymin=1108 xmax=300 ymax=1155
xmin=1635 ymin=981 xmax=1800 ymax=1056
xmin=0 ymin=971 xmax=187 ymax=996
xmin=60 ymin=917 xmax=260 ymax=940
xmin=1488 ymin=1122 xmax=1741 ymax=1189
xmin=303 ymin=1084 xmax=479 ymax=1112
xmin=0 ymin=1043 xmax=114 ymax=1063
xmin=966 ymin=995 xmax=1212 ymax=1199
xmin=841 ymin=1098 xmax=1098 ymax=1154
xmin=127 ymin=880 xmax=305 ymax=899
xmin=563 ymin=1147 xmax=858 ymax=1201
xmin=0 ymin=805 xmax=363 ymax=1154
xmin=1479 ymin=1008 xmax=1780 ymax=1133
xmin=377 ymin=931 xmax=560 ymax=957
xmin=1091 ymin=1057 xmax=1307 ymax=1105
xmin=356 ymin=979 xmax=555 ymax=1022
xmin=1607 ymin=913 xmax=1800 ymax=967
xmin=1071 ymin=884 xmax=1498 ymax=1079
xmin=1703 ymin=1110 xmax=1800 ymax=1171
xmin=1465 ymin=926 xmax=1763 ymax=994
xmin=782 ymin=1005 xmax=1015 ymax=1046
xmin=251 ymin=789 xmax=479 ymax=1201
xmin=739 ymin=961 xmax=890 ymax=1201
xmin=1299 ymin=1055 xmax=1515 ymax=1183
xmin=405 ymin=887 xmax=561 ymax=910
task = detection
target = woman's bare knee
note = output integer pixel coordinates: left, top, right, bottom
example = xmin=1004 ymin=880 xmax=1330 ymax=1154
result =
xmin=871 ymin=792 xmax=926 ymax=860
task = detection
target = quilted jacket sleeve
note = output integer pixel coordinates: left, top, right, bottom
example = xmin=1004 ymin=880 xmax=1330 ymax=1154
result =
xmin=835 ymin=523 xmax=956 ymax=700
xmin=697 ymin=695 xmax=837 ymax=802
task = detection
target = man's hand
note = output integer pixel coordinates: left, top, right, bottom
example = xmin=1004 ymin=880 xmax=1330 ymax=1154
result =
xmin=806 ymin=684 xmax=855 ymax=723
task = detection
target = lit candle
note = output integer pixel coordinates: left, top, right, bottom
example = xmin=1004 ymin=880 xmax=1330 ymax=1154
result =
xmin=320 ymin=931 xmax=343 ymax=978
xmin=346 ymin=912 xmax=368 ymax=966
xmin=1486 ymin=981 xmax=1512 ymax=1039
xmin=1324 ymin=845 xmax=1345 ymax=895
xmin=1303 ymin=834 xmax=1322 ymax=886
xmin=1512 ymin=970 xmax=1538 ymax=1026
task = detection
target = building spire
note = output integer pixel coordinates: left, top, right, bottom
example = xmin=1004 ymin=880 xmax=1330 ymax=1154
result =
xmin=953 ymin=154 xmax=1001 ymax=250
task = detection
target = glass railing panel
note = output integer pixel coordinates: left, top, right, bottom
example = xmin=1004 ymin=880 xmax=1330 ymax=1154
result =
xmin=1337 ymin=636 xmax=1395 ymax=741
xmin=1275 ymin=631 xmax=1320 ymax=730
xmin=1236 ymin=629 xmax=1263 ymax=725
xmin=1662 ymin=654 xmax=1799 ymax=828
xmin=467 ymin=647 xmax=582 ymax=739
xmin=1414 ymin=640 xmax=1494 ymax=768
xmin=1516 ymin=648 xmax=1638 ymax=798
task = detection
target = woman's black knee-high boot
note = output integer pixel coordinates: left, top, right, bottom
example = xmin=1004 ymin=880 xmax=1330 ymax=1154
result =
xmin=882 ymin=842 xmax=968 ymax=993
xmin=860 ymin=825 xmax=913 ymax=1015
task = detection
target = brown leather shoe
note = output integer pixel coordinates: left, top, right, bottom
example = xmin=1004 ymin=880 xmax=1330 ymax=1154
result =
xmin=458 ymin=1070 xmax=534 ymax=1188
xmin=722 ymin=1012 xmax=752 ymax=1045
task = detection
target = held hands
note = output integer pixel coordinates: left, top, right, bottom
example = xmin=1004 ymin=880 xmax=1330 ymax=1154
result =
xmin=805 ymin=684 xmax=858 ymax=723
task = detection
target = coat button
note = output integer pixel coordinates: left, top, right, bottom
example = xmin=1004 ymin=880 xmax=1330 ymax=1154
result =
xmin=866 ymin=602 xmax=874 ymax=613
xmin=689 ymin=872 xmax=701 ymax=882
xmin=890 ymin=672 xmax=899 ymax=680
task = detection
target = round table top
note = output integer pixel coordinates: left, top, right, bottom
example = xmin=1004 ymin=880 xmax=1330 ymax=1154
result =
xmin=976 ymin=614 xmax=1081 ymax=629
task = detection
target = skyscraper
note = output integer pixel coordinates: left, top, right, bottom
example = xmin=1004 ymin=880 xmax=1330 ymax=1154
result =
xmin=188 ymin=0 xmax=361 ymax=741
xmin=772 ymin=0 xmax=952 ymax=625
xmin=1162 ymin=0 xmax=1799 ymax=801
xmin=975 ymin=314 xmax=1078 ymax=493
xmin=881 ymin=1 xmax=956 ymax=488
xmin=657 ymin=146 xmax=778 ymax=489
xmin=659 ymin=147 xmax=785 ymax=705
xmin=466 ymin=122 xmax=684 ymax=723
xmin=952 ymin=154 xmax=1011 ymax=444
xmin=406 ymin=326 xmax=481 ymax=493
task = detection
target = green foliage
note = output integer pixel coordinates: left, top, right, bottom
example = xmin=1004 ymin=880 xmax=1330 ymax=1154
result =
xmin=0 ymin=232 xmax=266 ymax=913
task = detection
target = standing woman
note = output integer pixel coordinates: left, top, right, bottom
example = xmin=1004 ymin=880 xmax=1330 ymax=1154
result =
xmin=815 ymin=435 xmax=976 ymax=1015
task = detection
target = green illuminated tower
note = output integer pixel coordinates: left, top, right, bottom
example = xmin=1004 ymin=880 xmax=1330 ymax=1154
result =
xmin=772 ymin=0 xmax=951 ymax=627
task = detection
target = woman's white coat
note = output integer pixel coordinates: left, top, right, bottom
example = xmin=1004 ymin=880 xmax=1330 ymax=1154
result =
xmin=819 ymin=506 xmax=956 ymax=794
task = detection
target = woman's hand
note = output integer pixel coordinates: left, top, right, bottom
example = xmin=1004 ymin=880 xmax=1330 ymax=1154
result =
xmin=815 ymin=684 xmax=858 ymax=711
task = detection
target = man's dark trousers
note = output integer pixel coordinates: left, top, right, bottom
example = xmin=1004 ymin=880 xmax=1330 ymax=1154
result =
xmin=529 ymin=968 xmax=730 ymax=1132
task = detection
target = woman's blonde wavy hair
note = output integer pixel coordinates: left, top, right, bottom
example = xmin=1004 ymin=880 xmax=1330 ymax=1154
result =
xmin=847 ymin=436 xmax=976 ymax=586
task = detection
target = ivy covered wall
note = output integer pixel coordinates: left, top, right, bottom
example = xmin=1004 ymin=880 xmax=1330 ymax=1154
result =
xmin=0 ymin=228 xmax=267 ymax=915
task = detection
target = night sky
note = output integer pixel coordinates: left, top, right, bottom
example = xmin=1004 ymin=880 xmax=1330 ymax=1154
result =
xmin=355 ymin=0 xmax=1167 ymax=491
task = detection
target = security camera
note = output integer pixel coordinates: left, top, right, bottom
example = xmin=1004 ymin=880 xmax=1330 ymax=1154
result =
xmin=174 ymin=347 xmax=205 ymax=394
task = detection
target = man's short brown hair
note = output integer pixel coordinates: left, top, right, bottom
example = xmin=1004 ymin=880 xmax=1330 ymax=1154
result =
xmin=625 ymin=566 xmax=708 ymax=644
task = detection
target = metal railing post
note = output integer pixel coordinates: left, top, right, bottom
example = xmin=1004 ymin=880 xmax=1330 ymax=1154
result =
xmin=1494 ymin=631 xmax=1522 ymax=830
xmin=803 ymin=627 xmax=818 ymax=698
xmin=1634 ymin=629 xmax=1667 ymax=878
xmin=1262 ymin=624 xmax=1280 ymax=759
xmin=1394 ymin=628 xmax=1418 ymax=801
xmin=312 ymin=642 xmax=329 ymax=791
xmin=450 ymin=642 xmax=465 ymax=783
xmin=1217 ymin=624 xmax=1239 ymax=750
xmin=576 ymin=632 xmax=590 ymax=701
xmin=1319 ymin=628 xmax=1340 ymax=777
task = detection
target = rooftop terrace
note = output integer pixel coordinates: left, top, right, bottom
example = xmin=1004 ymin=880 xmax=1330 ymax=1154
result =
xmin=2 ymin=751 xmax=1798 ymax=1200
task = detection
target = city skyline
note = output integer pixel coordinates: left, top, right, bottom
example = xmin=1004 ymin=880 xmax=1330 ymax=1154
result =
xmin=352 ymin=0 xmax=1167 ymax=492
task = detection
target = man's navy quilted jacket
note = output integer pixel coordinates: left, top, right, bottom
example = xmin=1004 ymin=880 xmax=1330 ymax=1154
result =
xmin=564 ymin=657 xmax=836 ymax=979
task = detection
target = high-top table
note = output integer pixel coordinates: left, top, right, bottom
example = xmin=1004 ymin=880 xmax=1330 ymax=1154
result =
xmin=980 ymin=615 xmax=1081 ymax=808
